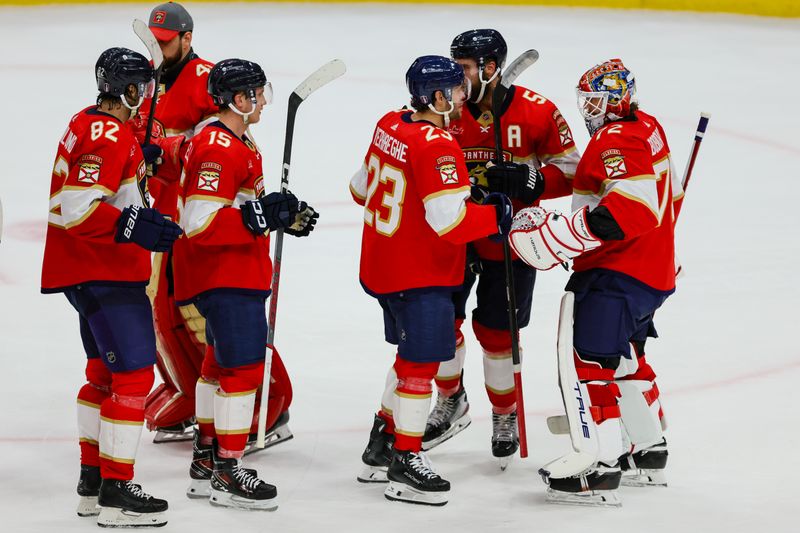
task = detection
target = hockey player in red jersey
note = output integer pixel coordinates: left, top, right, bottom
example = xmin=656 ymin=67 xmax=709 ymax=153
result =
xmin=351 ymin=55 xmax=512 ymax=506
xmin=136 ymin=2 xmax=294 ymax=447
xmin=172 ymin=58 xmax=317 ymax=510
xmin=509 ymin=58 xmax=680 ymax=506
xmin=41 ymin=47 xmax=182 ymax=528
xmin=423 ymin=29 xmax=580 ymax=467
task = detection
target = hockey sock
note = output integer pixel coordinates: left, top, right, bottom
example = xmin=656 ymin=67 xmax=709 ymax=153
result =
xmin=197 ymin=346 xmax=221 ymax=444
xmin=392 ymin=357 xmax=437 ymax=452
xmin=99 ymin=366 xmax=154 ymax=480
xmin=434 ymin=331 xmax=466 ymax=397
xmin=379 ymin=364 xmax=398 ymax=432
xmin=215 ymin=362 xmax=262 ymax=459
xmin=474 ymin=321 xmax=520 ymax=414
xmin=77 ymin=359 xmax=112 ymax=467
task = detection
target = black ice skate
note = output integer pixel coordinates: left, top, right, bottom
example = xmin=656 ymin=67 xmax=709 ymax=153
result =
xmin=209 ymin=441 xmax=278 ymax=511
xmin=491 ymin=411 xmax=519 ymax=471
xmin=76 ymin=464 xmax=101 ymax=517
xmin=384 ymin=450 xmax=450 ymax=506
xmin=244 ymin=410 xmax=295 ymax=456
xmin=357 ymin=414 xmax=395 ymax=483
xmin=187 ymin=430 xmax=259 ymax=499
xmin=96 ymin=479 xmax=168 ymax=528
xmin=539 ymin=461 xmax=622 ymax=508
xmin=620 ymin=438 xmax=668 ymax=487
xmin=421 ymin=387 xmax=471 ymax=451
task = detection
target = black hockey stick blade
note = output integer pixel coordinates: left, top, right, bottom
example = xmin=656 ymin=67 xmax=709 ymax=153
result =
xmin=292 ymin=59 xmax=346 ymax=102
xmin=132 ymin=19 xmax=164 ymax=70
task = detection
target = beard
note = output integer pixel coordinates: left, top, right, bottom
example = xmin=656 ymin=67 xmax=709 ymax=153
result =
xmin=161 ymin=49 xmax=183 ymax=71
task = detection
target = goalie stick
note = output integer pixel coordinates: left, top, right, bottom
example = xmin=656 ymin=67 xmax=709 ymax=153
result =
xmin=256 ymin=59 xmax=347 ymax=448
xmin=490 ymin=49 xmax=539 ymax=460
xmin=132 ymin=19 xmax=165 ymax=145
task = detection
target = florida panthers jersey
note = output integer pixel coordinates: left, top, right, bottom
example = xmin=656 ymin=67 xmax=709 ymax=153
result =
xmin=139 ymin=52 xmax=217 ymax=218
xmin=350 ymin=109 xmax=499 ymax=296
xmin=172 ymin=121 xmax=271 ymax=303
xmin=41 ymin=107 xmax=150 ymax=292
xmin=450 ymin=85 xmax=580 ymax=261
xmin=572 ymin=110 xmax=683 ymax=292
xmin=139 ymin=52 xmax=217 ymax=139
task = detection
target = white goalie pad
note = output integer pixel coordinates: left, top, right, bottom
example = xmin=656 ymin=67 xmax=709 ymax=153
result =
xmin=617 ymin=381 xmax=664 ymax=452
xmin=540 ymin=292 xmax=599 ymax=479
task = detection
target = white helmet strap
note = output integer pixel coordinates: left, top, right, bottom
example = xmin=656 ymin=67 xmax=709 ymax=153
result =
xmin=227 ymin=90 xmax=258 ymax=124
xmin=473 ymin=63 xmax=500 ymax=103
xmin=428 ymin=100 xmax=455 ymax=128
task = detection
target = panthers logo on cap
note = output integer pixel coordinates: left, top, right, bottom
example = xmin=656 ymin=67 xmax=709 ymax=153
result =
xmin=152 ymin=10 xmax=166 ymax=24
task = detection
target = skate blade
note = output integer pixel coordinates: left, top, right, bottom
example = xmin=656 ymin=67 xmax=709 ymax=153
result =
xmin=544 ymin=487 xmax=622 ymax=508
xmin=621 ymin=469 xmax=667 ymax=487
xmin=96 ymin=507 xmax=167 ymax=528
xmin=152 ymin=428 xmax=193 ymax=444
xmin=244 ymin=425 xmax=294 ymax=456
xmin=186 ymin=479 xmax=211 ymax=499
xmin=384 ymin=481 xmax=448 ymax=506
xmin=76 ymin=495 xmax=100 ymax=517
xmin=421 ymin=415 xmax=472 ymax=451
xmin=357 ymin=465 xmax=388 ymax=483
xmin=209 ymin=489 xmax=278 ymax=511
xmin=498 ymin=456 xmax=512 ymax=471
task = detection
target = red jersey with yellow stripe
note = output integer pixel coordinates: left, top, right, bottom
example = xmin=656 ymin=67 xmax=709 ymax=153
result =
xmin=572 ymin=110 xmax=684 ymax=291
xmin=41 ymin=106 xmax=150 ymax=292
xmin=350 ymin=109 xmax=499 ymax=296
xmin=139 ymin=53 xmax=218 ymax=218
xmin=172 ymin=121 xmax=271 ymax=303
xmin=449 ymin=85 xmax=581 ymax=261
xmin=139 ymin=53 xmax=217 ymax=139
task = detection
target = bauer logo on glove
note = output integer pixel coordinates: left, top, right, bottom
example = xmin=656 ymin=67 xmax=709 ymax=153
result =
xmin=509 ymin=206 xmax=601 ymax=270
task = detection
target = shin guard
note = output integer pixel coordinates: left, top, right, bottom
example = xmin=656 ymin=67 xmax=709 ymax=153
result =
xmin=215 ymin=363 xmax=262 ymax=458
xmin=392 ymin=357 xmax=437 ymax=452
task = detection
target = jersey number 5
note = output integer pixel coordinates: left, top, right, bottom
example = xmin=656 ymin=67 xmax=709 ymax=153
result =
xmin=364 ymin=154 xmax=406 ymax=237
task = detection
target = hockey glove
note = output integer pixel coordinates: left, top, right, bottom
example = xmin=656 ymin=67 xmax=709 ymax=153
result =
xmin=484 ymin=192 xmax=513 ymax=243
xmin=508 ymin=206 xmax=601 ymax=270
xmin=129 ymin=115 xmax=164 ymax=144
xmin=241 ymin=192 xmax=301 ymax=236
xmin=115 ymin=205 xmax=183 ymax=252
xmin=485 ymin=160 xmax=545 ymax=205
xmin=285 ymin=203 xmax=320 ymax=237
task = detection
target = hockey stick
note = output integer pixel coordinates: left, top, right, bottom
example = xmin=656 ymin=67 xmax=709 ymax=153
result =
xmin=132 ymin=19 xmax=165 ymax=145
xmin=491 ymin=49 xmax=539 ymax=460
xmin=681 ymin=113 xmax=711 ymax=193
xmin=256 ymin=59 xmax=347 ymax=448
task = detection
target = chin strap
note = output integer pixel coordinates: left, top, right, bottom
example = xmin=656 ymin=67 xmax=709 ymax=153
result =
xmin=120 ymin=94 xmax=145 ymax=113
xmin=227 ymin=90 xmax=258 ymax=125
xmin=427 ymin=100 xmax=455 ymax=129
xmin=472 ymin=65 xmax=501 ymax=104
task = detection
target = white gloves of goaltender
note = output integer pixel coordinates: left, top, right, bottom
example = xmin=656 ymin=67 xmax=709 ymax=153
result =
xmin=509 ymin=206 xmax=602 ymax=270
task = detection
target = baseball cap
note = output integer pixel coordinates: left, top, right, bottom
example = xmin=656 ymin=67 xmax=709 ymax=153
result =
xmin=148 ymin=2 xmax=193 ymax=42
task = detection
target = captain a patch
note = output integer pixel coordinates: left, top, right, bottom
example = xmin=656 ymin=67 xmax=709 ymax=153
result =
xmin=601 ymin=149 xmax=627 ymax=178
xmin=436 ymin=155 xmax=459 ymax=185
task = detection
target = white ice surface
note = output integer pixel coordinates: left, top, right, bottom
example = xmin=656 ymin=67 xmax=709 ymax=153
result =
xmin=0 ymin=3 xmax=799 ymax=532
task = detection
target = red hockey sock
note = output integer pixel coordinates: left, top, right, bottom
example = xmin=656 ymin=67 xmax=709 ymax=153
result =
xmin=216 ymin=363 xmax=262 ymax=459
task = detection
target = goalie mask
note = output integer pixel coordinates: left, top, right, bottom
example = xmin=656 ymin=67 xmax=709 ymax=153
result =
xmin=576 ymin=58 xmax=637 ymax=135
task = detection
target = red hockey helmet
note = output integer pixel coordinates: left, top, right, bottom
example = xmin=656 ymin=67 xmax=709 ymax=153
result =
xmin=576 ymin=59 xmax=636 ymax=134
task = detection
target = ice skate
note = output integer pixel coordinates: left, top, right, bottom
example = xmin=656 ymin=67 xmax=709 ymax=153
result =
xmin=357 ymin=414 xmax=395 ymax=483
xmin=76 ymin=464 xmax=101 ymax=517
xmin=491 ymin=411 xmax=519 ymax=470
xmin=209 ymin=442 xmax=277 ymax=511
xmin=421 ymin=387 xmax=471 ymax=451
xmin=540 ymin=462 xmax=622 ymax=508
xmin=96 ymin=479 xmax=168 ymax=528
xmin=186 ymin=429 xmax=257 ymax=499
xmin=151 ymin=419 xmax=195 ymax=444
xmin=384 ymin=451 xmax=449 ymax=506
xmin=620 ymin=439 xmax=668 ymax=487
xmin=244 ymin=410 xmax=294 ymax=456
